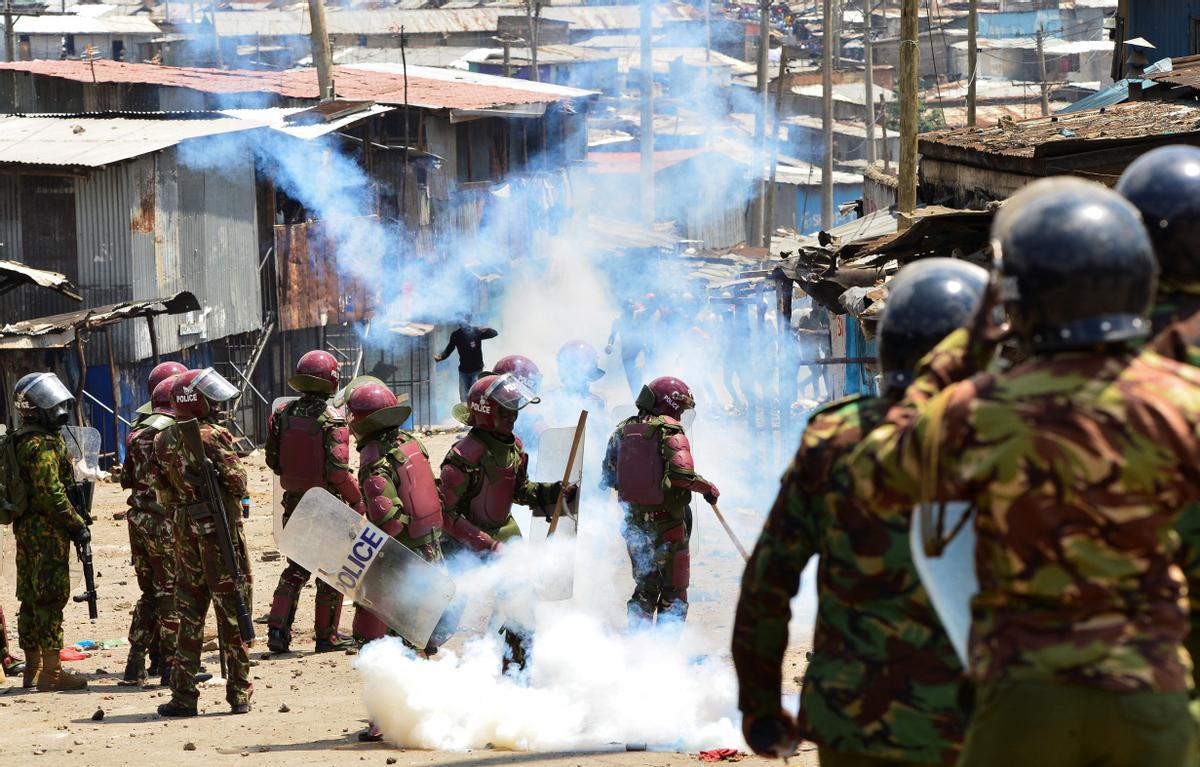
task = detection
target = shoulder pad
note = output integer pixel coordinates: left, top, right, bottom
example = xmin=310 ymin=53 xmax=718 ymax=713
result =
xmin=140 ymin=414 xmax=175 ymax=433
xmin=272 ymin=399 xmax=292 ymax=414
xmin=805 ymin=393 xmax=869 ymax=422
xmin=359 ymin=440 xmax=382 ymax=466
xmin=451 ymin=434 xmax=486 ymax=464
xmin=513 ymin=434 xmax=524 ymax=452
xmin=324 ymin=405 xmax=346 ymax=422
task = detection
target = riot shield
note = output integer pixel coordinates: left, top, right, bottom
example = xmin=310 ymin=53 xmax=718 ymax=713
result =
xmin=608 ymin=404 xmax=636 ymax=426
xmin=61 ymin=425 xmax=101 ymax=587
xmin=529 ymin=424 xmax=584 ymax=601
xmin=280 ymin=488 xmax=455 ymax=649
xmin=909 ymin=502 xmax=977 ymax=666
xmin=270 ymin=396 xmax=297 ymax=546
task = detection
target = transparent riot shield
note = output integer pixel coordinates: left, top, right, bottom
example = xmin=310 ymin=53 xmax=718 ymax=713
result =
xmin=280 ymin=488 xmax=456 ymax=649
xmin=270 ymin=396 xmax=297 ymax=546
xmin=909 ymin=502 xmax=977 ymax=666
xmin=529 ymin=424 xmax=585 ymax=601
xmin=61 ymin=425 xmax=101 ymax=588
xmin=608 ymin=404 xmax=636 ymax=426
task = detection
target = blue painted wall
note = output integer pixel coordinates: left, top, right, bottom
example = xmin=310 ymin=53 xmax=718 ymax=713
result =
xmin=1127 ymin=0 xmax=1200 ymax=60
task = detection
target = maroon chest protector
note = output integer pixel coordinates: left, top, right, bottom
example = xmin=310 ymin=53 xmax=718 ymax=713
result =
xmin=616 ymin=420 xmax=665 ymax=505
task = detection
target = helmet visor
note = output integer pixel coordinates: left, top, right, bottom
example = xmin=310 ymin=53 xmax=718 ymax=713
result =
xmin=17 ymin=372 xmax=75 ymax=410
xmin=190 ymin=368 xmax=238 ymax=403
xmin=681 ymin=408 xmax=696 ymax=431
xmin=484 ymin=373 xmax=541 ymax=411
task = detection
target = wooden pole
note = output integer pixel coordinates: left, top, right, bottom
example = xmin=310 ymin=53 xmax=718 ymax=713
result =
xmin=146 ymin=316 xmax=160 ymax=365
xmin=881 ymin=91 xmax=890 ymax=172
xmin=863 ymin=0 xmax=876 ymax=165
xmin=898 ymin=0 xmax=918 ymax=214
xmin=4 ymin=0 xmax=14 ymax=63
xmin=764 ymin=46 xmax=788 ymax=251
xmin=105 ymin=327 xmax=121 ymax=460
xmin=708 ymin=502 xmax=749 ymax=562
xmin=1036 ymin=25 xmax=1050 ymax=117
xmin=547 ymin=410 xmax=587 ymax=537
xmin=306 ymin=0 xmax=333 ymax=100
xmin=751 ymin=0 xmax=771 ymax=246
xmin=821 ymin=0 xmax=834 ymax=229
xmin=209 ymin=0 xmax=223 ymax=69
xmin=966 ymin=0 xmax=977 ymax=126
xmin=639 ymin=0 xmax=654 ymax=225
xmin=73 ymin=334 xmax=87 ymax=427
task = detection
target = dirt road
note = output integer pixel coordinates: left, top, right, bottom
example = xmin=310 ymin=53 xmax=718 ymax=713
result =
xmin=0 ymin=431 xmax=816 ymax=766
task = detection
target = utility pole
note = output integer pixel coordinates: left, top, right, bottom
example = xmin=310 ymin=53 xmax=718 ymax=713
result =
xmin=524 ymin=0 xmax=541 ymax=83
xmin=639 ymin=0 xmax=654 ymax=225
xmin=821 ymin=0 xmax=833 ymax=229
xmin=751 ymin=0 xmax=771 ymax=246
xmin=764 ymin=46 xmax=789 ymax=251
xmin=966 ymin=0 xmax=977 ymax=126
xmin=210 ymin=0 xmax=223 ymax=68
xmin=1036 ymin=24 xmax=1050 ymax=117
xmin=307 ymin=0 xmax=333 ymax=99
xmin=898 ymin=0 xmax=918 ymax=214
xmin=862 ymin=0 xmax=876 ymax=165
xmin=880 ymin=92 xmax=890 ymax=172
xmin=4 ymin=0 xmax=14 ymax=63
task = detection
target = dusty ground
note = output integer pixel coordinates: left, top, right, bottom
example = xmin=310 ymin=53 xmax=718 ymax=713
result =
xmin=0 ymin=430 xmax=817 ymax=767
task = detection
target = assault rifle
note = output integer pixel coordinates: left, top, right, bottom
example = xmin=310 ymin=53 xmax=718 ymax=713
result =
xmin=177 ymin=419 xmax=256 ymax=644
xmin=66 ymin=481 xmax=98 ymax=619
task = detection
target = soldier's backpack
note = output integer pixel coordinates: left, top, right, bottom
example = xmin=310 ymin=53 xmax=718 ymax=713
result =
xmin=0 ymin=425 xmax=28 ymax=524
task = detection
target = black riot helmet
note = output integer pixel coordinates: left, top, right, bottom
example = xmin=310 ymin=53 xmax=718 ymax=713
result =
xmin=877 ymin=258 xmax=989 ymax=393
xmin=992 ymin=177 xmax=1156 ymax=353
xmin=1115 ymin=145 xmax=1200 ymax=290
xmin=14 ymin=371 xmax=75 ymax=428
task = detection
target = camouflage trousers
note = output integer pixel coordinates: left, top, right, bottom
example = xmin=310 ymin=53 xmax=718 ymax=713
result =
xmin=818 ymin=747 xmax=943 ymax=767
xmin=622 ymin=506 xmax=691 ymax=628
xmin=13 ymin=519 xmax=71 ymax=652
xmin=170 ymin=505 xmax=254 ymax=708
xmin=957 ymin=680 xmax=1198 ymax=767
xmin=127 ymin=509 xmax=179 ymax=662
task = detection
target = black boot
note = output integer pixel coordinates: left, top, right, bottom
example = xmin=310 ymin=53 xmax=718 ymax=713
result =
xmin=266 ymin=627 xmax=290 ymax=654
xmin=157 ymin=701 xmax=198 ymax=717
xmin=230 ymin=701 xmax=252 ymax=715
xmin=314 ymin=634 xmax=354 ymax=654
xmin=118 ymin=649 xmax=146 ymax=686
xmin=147 ymin=653 xmax=162 ymax=678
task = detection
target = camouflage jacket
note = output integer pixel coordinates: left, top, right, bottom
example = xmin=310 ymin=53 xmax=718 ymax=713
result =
xmin=358 ymin=426 xmax=442 ymax=549
xmin=732 ymin=395 xmax=965 ymax=765
xmin=151 ymin=419 xmax=247 ymax=511
xmin=121 ymin=412 xmax=175 ymax=517
xmin=601 ymin=414 xmax=711 ymax=518
xmin=13 ymin=423 xmax=86 ymax=536
xmin=265 ymin=393 xmax=362 ymax=511
xmin=854 ymin=327 xmax=1200 ymax=693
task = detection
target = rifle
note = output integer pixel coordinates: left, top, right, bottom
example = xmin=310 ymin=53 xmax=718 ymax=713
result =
xmin=177 ymin=419 xmax=256 ymax=645
xmin=66 ymin=481 xmax=98 ymax=619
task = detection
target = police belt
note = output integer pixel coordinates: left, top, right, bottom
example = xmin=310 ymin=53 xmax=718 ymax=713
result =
xmin=627 ymin=505 xmax=679 ymax=523
xmin=179 ymin=501 xmax=217 ymax=521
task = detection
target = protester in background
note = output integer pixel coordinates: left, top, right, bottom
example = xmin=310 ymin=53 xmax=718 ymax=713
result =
xmin=435 ymin=314 xmax=498 ymax=402
xmin=606 ymin=297 xmax=651 ymax=398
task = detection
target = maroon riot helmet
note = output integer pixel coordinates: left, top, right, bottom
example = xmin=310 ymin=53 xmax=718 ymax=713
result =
xmin=151 ymin=374 xmax=181 ymax=415
xmin=636 ymin=376 xmax=695 ymax=419
xmin=147 ymin=361 xmax=188 ymax=397
xmin=346 ymin=382 xmax=411 ymax=438
xmin=466 ymin=373 xmax=540 ymax=435
xmin=289 ymin=350 xmax=340 ymax=395
xmin=171 ymin=368 xmax=237 ymax=420
xmin=493 ymin=354 xmax=542 ymax=393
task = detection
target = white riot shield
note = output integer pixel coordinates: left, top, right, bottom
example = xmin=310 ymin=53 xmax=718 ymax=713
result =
xmin=909 ymin=502 xmax=978 ymax=666
xmin=61 ymin=425 xmax=101 ymax=587
xmin=529 ymin=424 xmax=585 ymax=601
xmin=270 ymin=396 xmax=298 ymax=546
xmin=280 ymin=488 xmax=456 ymax=648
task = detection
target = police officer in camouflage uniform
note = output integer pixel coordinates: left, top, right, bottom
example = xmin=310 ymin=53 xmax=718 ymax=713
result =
xmin=10 ymin=372 xmax=89 ymax=691
xmin=266 ymin=351 xmax=363 ymax=654
xmin=1117 ymin=146 xmax=1200 ymax=691
xmin=440 ymin=373 xmax=569 ymax=671
xmin=732 ymin=259 xmax=986 ymax=765
xmin=855 ymin=178 xmax=1200 ymax=766
xmin=119 ymin=361 xmax=187 ymax=686
xmin=152 ymin=368 xmax=253 ymax=716
xmin=601 ymin=376 xmax=719 ymax=629
xmin=0 ymin=606 xmax=24 ymax=680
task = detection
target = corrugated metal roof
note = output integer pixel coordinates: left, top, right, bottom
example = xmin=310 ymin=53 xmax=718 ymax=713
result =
xmin=0 ymin=115 xmax=264 ymax=168
xmin=0 ymin=291 xmax=199 ymax=350
xmin=0 ymin=260 xmax=82 ymax=301
xmin=921 ymin=100 xmax=1200 ymax=159
xmin=0 ymin=60 xmax=593 ymax=109
xmin=792 ymin=82 xmax=896 ymax=105
xmin=218 ymin=103 xmax=393 ymax=139
xmin=13 ymin=13 xmax=159 ymax=35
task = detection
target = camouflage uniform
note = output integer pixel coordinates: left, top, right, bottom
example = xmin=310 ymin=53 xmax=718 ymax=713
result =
xmin=854 ymin=328 xmax=1200 ymax=765
xmin=121 ymin=410 xmax=179 ymax=671
xmin=265 ymin=394 xmax=362 ymax=646
xmin=440 ymin=428 xmax=560 ymax=668
xmin=11 ymin=424 xmax=86 ymax=652
xmin=1145 ymin=290 xmax=1200 ymax=691
xmin=353 ymin=426 xmax=443 ymax=647
xmin=732 ymin=395 xmax=966 ymax=766
xmin=601 ymin=415 xmax=711 ymax=624
xmin=152 ymin=420 xmax=253 ymax=710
